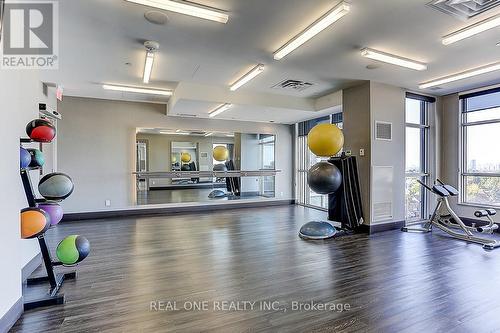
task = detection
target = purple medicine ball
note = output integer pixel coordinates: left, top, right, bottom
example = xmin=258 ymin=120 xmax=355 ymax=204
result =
xmin=38 ymin=202 xmax=64 ymax=226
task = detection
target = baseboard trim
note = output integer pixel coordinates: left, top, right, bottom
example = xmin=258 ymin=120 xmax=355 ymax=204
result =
xmin=0 ymin=297 xmax=23 ymax=333
xmin=22 ymin=254 xmax=41 ymax=282
xmin=359 ymin=220 xmax=405 ymax=234
xmin=62 ymin=199 xmax=296 ymax=221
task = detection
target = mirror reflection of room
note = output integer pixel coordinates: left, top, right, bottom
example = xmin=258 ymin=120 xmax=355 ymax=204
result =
xmin=135 ymin=129 xmax=276 ymax=205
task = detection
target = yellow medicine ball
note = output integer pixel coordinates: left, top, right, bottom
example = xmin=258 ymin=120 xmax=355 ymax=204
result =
xmin=181 ymin=152 xmax=191 ymax=163
xmin=213 ymin=146 xmax=229 ymax=162
xmin=307 ymin=123 xmax=344 ymax=157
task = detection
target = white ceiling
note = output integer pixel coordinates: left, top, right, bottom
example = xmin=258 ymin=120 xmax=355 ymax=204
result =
xmin=41 ymin=0 xmax=500 ymax=123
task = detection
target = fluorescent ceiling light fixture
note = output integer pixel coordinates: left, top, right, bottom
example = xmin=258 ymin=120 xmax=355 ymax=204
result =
xmin=143 ymin=51 xmax=155 ymax=84
xmin=442 ymin=13 xmax=500 ymax=45
xmin=125 ymin=0 xmax=229 ymax=23
xmin=102 ymin=84 xmax=172 ymax=96
xmin=230 ymin=64 xmax=265 ymax=91
xmin=209 ymin=103 xmax=232 ymax=118
xmin=360 ymin=48 xmax=427 ymax=71
xmin=204 ymin=132 xmax=213 ymax=137
xmin=419 ymin=62 xmax=500 ymax=89
xmin=160 ymin=131 xmax=190 ymax=135
xmin=273 ymin=1 xmax=350 ymax=60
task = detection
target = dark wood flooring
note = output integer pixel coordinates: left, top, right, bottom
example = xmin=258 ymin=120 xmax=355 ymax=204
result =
xmin=11 ymin=205 xmax=500 ymax=332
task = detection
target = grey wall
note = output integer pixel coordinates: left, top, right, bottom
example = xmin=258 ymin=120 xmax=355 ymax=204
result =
xmin=58 ymin=96 xmax=294 ymax=213
xmin=343 ymin=82 xmax=372 ymax=223
xmin=440 ymin=93 xmax=499 ymax=222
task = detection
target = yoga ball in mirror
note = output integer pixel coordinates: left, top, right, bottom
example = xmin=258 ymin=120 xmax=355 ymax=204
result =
xmin=308 ymin=123 xmax=344 ymax=157
xmin=307 ymin=161 xmax=342 ymax=194
xmin=181 ymin=152 xmax=191 ymax=163
xmin=213 ymin=146 xmax=229 ymax=162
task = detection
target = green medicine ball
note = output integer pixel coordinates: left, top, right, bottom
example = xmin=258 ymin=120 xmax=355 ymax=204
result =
xmin=56 ymin=235 xmax=90 ymax=265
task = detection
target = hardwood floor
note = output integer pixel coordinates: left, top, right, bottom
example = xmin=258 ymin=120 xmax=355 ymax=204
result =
xmin=11 ymin=205 xmax=500 ymax=332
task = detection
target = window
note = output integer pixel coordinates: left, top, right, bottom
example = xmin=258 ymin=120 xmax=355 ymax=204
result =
xmin=460 ymin=88 xmax=500 ymax=207
xmin=405 ymin=96 xmax=430 ymax=221
xmin=296 ymin=113 xmax=342 ymax=210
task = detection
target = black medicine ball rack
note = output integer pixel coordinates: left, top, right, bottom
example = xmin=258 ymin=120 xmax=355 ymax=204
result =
xmin=20 ymin=137 xmax=77 ymax=310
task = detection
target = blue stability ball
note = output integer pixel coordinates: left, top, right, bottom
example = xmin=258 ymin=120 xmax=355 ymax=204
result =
xmin=20 ymin=147 xmax=31 ymax=169
xmin=299 ymin=221 xmax=337 ymax=240
xmin=208 ymin=189 xmax=226 ymax=199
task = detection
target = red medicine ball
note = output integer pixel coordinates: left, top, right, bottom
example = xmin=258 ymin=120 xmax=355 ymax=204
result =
xmin=26 ymin=119 xmax=56 ymax=143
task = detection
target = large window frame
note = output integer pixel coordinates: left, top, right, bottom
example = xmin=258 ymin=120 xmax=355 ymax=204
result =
xmin=405 ymin=96 xmax=431 ymax=222
xmin=459 ymin=88 xmax=500 ymax=208
xmin=295 ymin=113 xmax=342 ymax=211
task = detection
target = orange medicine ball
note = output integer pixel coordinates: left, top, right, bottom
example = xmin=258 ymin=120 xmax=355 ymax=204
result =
xmin=21 ymin=208 xmax=51 ymax=239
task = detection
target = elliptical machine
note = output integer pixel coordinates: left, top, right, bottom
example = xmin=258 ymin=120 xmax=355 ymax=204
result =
xmin=402 ymin=179 xmax=500 ymax=250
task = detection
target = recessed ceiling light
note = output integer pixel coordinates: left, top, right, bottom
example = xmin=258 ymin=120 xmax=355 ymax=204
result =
xmin=125 ymin=0 xmax=229 ymax=24
xmin=102 ymin=84 xmax=172 ymax=96
xmin=230 ymin=64 xmax=265 ymax=91
xmin=419 ymin=61 xmax=500 ymax=89
xmin=442 ymin=13 xmax=500 ymax=45
xmin=360 ymin=48 xmax=427 ymax=71
xmin=144 ymin=10 xmax=169 ymax=25
xmin=209 ymin=103 xmax=232 ymax=118
xmin=273 ymin=1 xmax=350 ymax=60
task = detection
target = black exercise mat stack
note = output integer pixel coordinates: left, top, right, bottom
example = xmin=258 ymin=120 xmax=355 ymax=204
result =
xmin=328 ymin=154 xmax=364 ymax=231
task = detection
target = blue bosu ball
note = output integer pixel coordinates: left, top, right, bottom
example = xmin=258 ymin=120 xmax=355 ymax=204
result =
xmin=299 ymin=221 xmax=337 ymax=240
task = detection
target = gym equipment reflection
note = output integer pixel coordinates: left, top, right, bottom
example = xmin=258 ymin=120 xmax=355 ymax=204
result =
xmin=135 ymin=129 xmax=277 ymax=205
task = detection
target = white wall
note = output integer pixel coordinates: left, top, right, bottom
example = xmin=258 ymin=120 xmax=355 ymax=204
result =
xmin=57 ymin=96 xmax=294 ymax=213
xmin=0 ymin=72 xmax=45 ymax=324
xmin=370 ymin=82 xmax=406 ymax=224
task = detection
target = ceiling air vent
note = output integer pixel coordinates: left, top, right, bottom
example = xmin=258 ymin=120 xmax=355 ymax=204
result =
xmin=272 ymin=79 xmax=314 ymax=92
xmin=375 ymin=121 xmax=392 ymax=141
xmin=428 ymin=0 xmax=500 ymax=20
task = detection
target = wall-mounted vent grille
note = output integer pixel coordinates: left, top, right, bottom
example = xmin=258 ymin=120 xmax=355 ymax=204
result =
xmin=373 ymin=202 xmax=393 ymax=221
xmin=176 ymin=113 xmax=198 ymax=117
xmin=272 ymin=79 xmax=314 ymax=92
xmin=375 ymin=121 xmax=392 ymax=141
xmin=427 ymin=0 xmax=500 ymax=20
xmin=372 ymin=166 xmax=394 ymax=222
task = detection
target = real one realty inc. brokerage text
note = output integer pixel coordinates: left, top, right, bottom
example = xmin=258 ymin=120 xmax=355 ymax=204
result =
xmin=150 ymin=300 xmax=351 ymax=313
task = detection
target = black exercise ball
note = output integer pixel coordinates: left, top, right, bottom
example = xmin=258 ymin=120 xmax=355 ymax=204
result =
xmin=213 ymin=163 xmax=227 ymax=171
xmin=181 ymin=164 xmax=191 ymax=171
xmin=307 ymin=161 xmax=342 ymax=195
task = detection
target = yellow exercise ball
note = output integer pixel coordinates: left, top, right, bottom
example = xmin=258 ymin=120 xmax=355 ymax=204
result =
xmin=181 ymin=152 xmax=191 ymax=163
xmin=307 ymin=123 xmax=344 ymax=157
xmin=171 ymin=155 xmax=177 ymax=163
xmin=213 ymin=146 xmax=229 ymax=162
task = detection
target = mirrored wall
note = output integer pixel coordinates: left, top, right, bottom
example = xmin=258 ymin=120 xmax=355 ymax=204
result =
xmin=135 ymin=129 xmax=277 ymax=206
